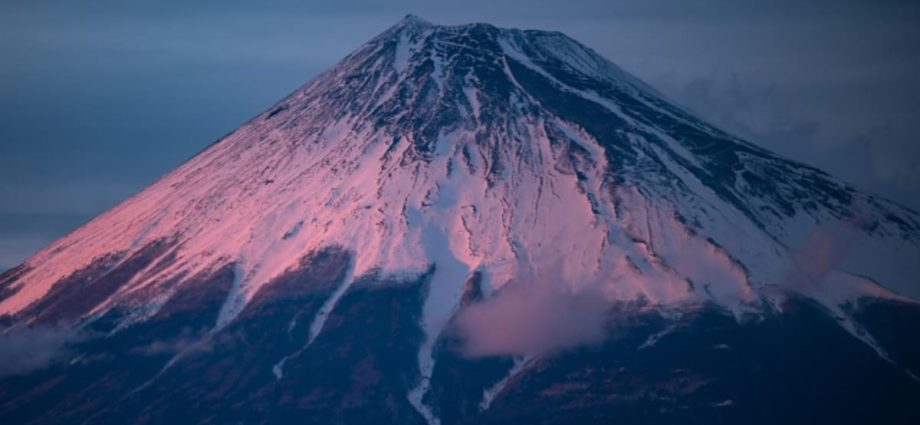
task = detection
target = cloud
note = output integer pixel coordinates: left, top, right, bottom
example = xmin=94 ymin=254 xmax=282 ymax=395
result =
xmin=453 ymin=270 xmax=612 ymax=358
xmin=788 ymin=226 xmax=852 ymax=287
xmin=786 ymin=219 xmax=862 ymax=292
xmin=131 ymin=327 xmax=214 ymax=357
xmin=0 ymin=325 xmax=87 ymax=377
xmin=664 ymin=74 xmax=823 ymax=154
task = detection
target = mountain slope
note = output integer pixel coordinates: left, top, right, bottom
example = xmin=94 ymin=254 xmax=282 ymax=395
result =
xmin=1 ymin=15 xmax=919 ymax=425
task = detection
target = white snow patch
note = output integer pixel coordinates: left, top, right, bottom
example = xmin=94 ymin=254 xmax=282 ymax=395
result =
xmin=393 ymin=31 xmax=413 ymax=73
xmin=480 ymin=356 xmax=533 ymax=411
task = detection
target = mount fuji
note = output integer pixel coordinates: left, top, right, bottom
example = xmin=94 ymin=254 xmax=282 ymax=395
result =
xmin=1 ymin=15 xmax=919 ymax=424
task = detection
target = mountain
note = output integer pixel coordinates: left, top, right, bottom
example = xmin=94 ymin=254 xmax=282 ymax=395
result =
xmin=1 ymin=15 xmax=919 ymax=424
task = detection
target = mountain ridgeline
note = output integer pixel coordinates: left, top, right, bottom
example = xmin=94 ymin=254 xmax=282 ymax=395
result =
xmin=1 ymin=15 xmax=919 ymax=424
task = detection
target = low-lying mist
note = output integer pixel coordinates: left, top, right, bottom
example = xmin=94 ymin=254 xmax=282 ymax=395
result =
xmin=453 ymin=269 xmax=612 ymax=358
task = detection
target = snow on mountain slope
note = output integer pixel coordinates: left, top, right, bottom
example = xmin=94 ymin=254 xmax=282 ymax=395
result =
xmin=1 ymin=15 xmax=919 ymax=395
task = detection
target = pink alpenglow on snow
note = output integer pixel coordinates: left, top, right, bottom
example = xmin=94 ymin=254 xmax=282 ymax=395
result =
xmin=1 ymin=18 xmax=920 ymax=424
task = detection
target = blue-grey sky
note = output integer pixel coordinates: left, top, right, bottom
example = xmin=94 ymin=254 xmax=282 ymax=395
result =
xmin=1 ymin=0 xmax=919 ymax=271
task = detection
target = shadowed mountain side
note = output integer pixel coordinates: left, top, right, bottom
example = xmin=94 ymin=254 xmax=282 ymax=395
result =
xmin=1 ymin=15 xmax=919 ymax=425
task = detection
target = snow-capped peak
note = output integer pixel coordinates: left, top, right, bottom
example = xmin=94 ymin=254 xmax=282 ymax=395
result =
xmin=1 ymin=15 xmax=918 ymax=350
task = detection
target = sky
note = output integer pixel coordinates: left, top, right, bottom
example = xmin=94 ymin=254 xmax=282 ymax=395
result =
xmin=1 ymin=0 xmax=918 ymax=271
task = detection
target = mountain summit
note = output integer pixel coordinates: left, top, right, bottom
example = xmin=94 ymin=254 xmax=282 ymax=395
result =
xmin=2 ymin=16 xmax=919 ymax=425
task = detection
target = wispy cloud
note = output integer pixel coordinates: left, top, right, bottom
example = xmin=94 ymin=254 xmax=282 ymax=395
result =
xmin=0 ymin=325 xmax=88 ymax=377
xmin=131 ymin=327 xmax=214 ymax=357
xmin=454 ymin=270 xmax=611 ymax=358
